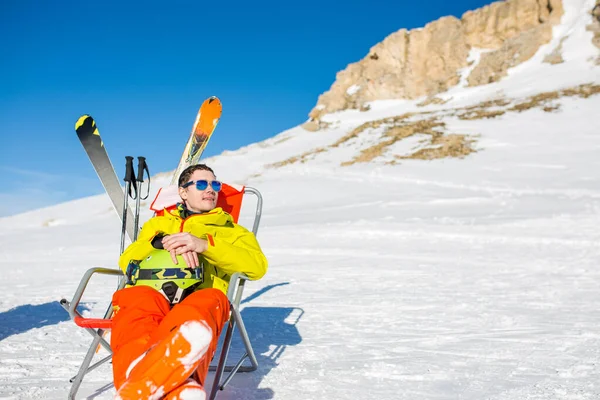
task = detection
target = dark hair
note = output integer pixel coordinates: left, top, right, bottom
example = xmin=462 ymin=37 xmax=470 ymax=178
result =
xmin=178 ymin=164 xmax=216 ymax=187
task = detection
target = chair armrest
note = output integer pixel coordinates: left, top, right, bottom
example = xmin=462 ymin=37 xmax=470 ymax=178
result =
xmin=60 ymin=267 xmax=124 ymax=321
xmin=227 ymin=272 xmax=250 ymax=305
xmin=73 ymin=316 xmax=114 ymax=329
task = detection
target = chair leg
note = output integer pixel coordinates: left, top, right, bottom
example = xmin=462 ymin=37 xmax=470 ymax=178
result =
xmin=209 ymin=316 xmax=237 ymax=400
xmin=231 ymin=305 xmax=258 ymax=373
xmin=68 ymin=333 xmax=105 ymax=400
xmin=208 ymin=303 xmax=261 ymax=399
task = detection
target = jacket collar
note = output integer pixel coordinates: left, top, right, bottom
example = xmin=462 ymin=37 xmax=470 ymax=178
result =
xmin=168 ymin=203 xmax=234 ymax=226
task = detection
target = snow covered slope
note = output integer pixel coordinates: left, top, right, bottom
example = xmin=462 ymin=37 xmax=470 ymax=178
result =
xmin=0 ymin=0 xmax=599 ymax=398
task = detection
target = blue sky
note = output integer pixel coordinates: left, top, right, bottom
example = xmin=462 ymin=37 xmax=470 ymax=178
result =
xmin=0 ymin=0 xmax=492 ymax=216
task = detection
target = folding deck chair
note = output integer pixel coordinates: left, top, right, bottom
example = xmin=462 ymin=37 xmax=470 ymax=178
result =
xmin=60 ymin=182 xmax=264 ymax=400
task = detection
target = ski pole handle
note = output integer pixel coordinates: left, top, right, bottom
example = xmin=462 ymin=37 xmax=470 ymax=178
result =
xmin=137 ymin=156 xmax=151 ymax=200
xmin=124 ymin=156 xmax=135 ymax=184
xmin=136 ymin=157 xmax=147 ymax=182
xmin=133 ymin=156 xmax=150 ymax=241
xmin=124 ymin=156 xmax=136 ymax=199
xmin=121 ymin=156 xmax=134 ymax=254
xmin=124 ymin=156 xmax=135 ymax=182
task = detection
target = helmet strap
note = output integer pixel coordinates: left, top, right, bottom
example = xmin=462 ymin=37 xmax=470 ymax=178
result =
xmin=159 ymin=281 xmax=186 ymax=305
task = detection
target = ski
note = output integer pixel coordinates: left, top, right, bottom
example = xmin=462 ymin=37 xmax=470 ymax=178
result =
xmin=170 ymin=96 xmax=222 ymax=184
xmin=75 ymin=97 xmax=220 ymax=236
xmin=75 ymin=115 xmax=136 ymax=240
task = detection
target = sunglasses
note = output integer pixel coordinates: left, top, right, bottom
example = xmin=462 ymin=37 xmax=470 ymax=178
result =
xmin=182 ymin=179 xmax=222 ymax=192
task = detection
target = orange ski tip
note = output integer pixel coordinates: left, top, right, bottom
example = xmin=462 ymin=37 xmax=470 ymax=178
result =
xmin=192 ymin=97 xmax=222 ymax=135
xmin=169 ymin=96 xmax=222 ymax=185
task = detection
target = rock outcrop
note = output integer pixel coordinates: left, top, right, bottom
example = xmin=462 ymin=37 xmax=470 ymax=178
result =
xmin=307 ymin=0 xmax=564 ymax=123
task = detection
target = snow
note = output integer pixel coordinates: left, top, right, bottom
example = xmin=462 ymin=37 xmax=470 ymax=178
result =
xmin=177 ymin=382 xmax=206 ymax=400
xmin=346 ymin=84 xmax=361 ymax=96
xmin=177 ymin=321 xmax=212 ymax=368
xmin=456 ymin=47 xmax=493 ymax=88
xmin=1 ymin=0 xmax=600 ymax=398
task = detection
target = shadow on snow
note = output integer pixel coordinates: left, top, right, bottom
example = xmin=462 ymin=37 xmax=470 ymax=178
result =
xmin=0 ymin=301 xmax=91 ymax=341
xmin=209 ymin=282 xmax=304 ymax=399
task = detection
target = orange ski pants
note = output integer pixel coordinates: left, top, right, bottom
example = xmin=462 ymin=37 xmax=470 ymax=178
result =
xmin=110 ymin=286 xmax=230 ymax=390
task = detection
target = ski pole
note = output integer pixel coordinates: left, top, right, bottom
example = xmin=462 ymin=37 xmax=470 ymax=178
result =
xmin=133 ymin=156 xmax=150 ymax=241
xmin=120 ymin=156 xmax=135 ymax=255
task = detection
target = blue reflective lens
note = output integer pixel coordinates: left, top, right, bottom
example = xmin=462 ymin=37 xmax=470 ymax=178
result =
xmin=182 ymin=180 xmax=222 ymax=191
xmin=208 ymin=180 xmax=222 ymax=192
xmin=194 ymin=180 xmax=209 ymax=190
xmin=184 ymin=180 xmax=221 ymax=192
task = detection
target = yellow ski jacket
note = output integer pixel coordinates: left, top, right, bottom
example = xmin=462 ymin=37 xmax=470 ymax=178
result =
xmin=118 ymin=206 xmax=268 ymax=294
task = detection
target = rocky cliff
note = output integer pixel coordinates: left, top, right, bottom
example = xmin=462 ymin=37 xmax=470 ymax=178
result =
xmin=306 ymin=0 xmax=566 ymax=125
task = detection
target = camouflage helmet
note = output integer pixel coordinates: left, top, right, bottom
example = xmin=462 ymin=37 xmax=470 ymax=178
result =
xmin=128 ymin=249 xmax=203 ymax=304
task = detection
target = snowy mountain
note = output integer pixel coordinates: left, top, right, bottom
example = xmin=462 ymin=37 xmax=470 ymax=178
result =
xmin=1 ymin=0 xmax=599 ymax=399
